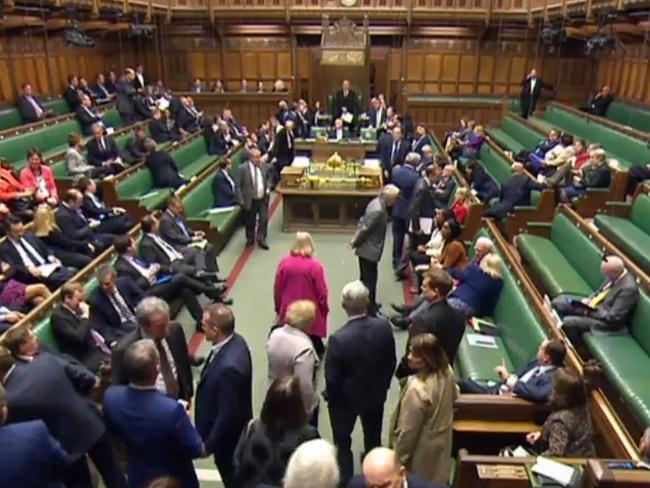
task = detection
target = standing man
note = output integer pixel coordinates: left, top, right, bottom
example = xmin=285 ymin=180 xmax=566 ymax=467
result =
xmin=116 ymin=68 xmax=137 ymax=125
xmin=333 ymin=80 xmax=360 ymax=130
xmin=195 ymin=303 xmax=253 ymax=488
xmin=103 ymin=339 xmax=205 ymax=488
xmin=381 ymin=126 xmax=409 ymax=180
xmin=239 ymin=148 xmax=271 ymax=249
xmin=520 ymin=68 xmax=554 ymax=119
xmin=391 ymin=152 xmax=421 ymax=277
xmin=367 ymin=97 xmax=386 ymax=129
xmin=325 ymin=281 xmax=396 ymax=486
xmin=350 ymin=184 xmax=400 ymax=314
xmin=270 ymin=120 xmax=295 ymax=187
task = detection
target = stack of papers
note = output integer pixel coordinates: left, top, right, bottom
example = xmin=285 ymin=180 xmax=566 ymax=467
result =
xmin=364 ymin=158 xmax=380 ymax=169
xmin=292 ymin=156 xmax=310 ymax=168
xmin=466 ymin=333 xmax=498 ymax=349
xmin=531 ymin=457 xmax=577 ymax=486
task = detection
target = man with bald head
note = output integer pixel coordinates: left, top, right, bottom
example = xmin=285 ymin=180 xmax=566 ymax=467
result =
xmin=348 ymin=447 xmax=448 ymax=488
xmin=483 ymin=162 xmax=544 ymax=220
xmin=552 ymin=255 xmax=639 ymax=343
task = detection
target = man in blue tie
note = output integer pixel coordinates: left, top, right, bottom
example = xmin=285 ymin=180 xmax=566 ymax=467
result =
xmin=212 ymin=158 xmax=242 ymax=208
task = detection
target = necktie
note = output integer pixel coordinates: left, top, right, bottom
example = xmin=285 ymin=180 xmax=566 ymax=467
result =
xmin=201 ymin=348 xmax=216 ymax=379
xmin=177 ymin=218 xmax=190 ymax=238
xmin=19 ymin=239 xmax=45 ymax=266
xmin=90 ymin=329 xmax=111 ymax=355
xmin=589 ymin=283 xmax=612 ymax=308
xmin=155 ymin=338 xmax=180 ymax=399
xmin=287 ymin=130 xmax=292 ymax=149
xmin=111 ymin=289 xmax=135 ymax=323
xmin=156 ymin=235 xmax=182 ymax=260
xmin=391 ymin=142 xmax=398 ymax=163
xmin=100 ymin=137 xmax=106 ymax=152
xmin=28 ymin=97 xmax=43 ymax=117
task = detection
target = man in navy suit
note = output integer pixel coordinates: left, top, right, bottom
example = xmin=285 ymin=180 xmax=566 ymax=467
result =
xmin=104 ymin=339 xmax=205 ymax=488
xmin=89 ymin=264 xmax=142 ymax=341
xmin=0 ymin=383 xmax=70 ymax=488
xmin=195 ymin=303 xmax=252 ymax=488
xmin=349 ymin=447 xmax=448 ymax=488
xmin=410 ymin=124 xmax=430 ymax=155
xmin=458 ymin=339 xmax=566 ymax=404
xmin=391 ymin=152 xmax=421 ymax=275
xmin=483 ymin=162 xmax=545 ymax=220
xmin=144 ymin=139 xmax=189 ymax=189
xmin=86 ymin=123 xmax=125 ymax=173
xmin=213 ymin=158 xmax=242 ymax=207
xmin=0 ymin=348 xmax=127 ymax=488
xmin=325 ymin=281 xmax=396 ymax=486
xmin=76 ymin=94 xmax=105 ymax=136
xmin=367 ymin=97 xmax=386 ymax=129
xmin=380 ymin=126 xmax=409 ymax=179
xmin=16 ymin=83 xmax=55 ymax=123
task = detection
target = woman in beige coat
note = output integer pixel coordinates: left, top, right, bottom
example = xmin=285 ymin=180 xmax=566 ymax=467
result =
xmin=390 ymin=333 xmax=457 ymax=484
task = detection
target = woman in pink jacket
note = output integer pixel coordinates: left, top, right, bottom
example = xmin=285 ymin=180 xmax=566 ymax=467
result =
xmin=20 ymin=148 xmax=59 ymax=206
xmin=274 ymin=231 xmax=329 ymax=356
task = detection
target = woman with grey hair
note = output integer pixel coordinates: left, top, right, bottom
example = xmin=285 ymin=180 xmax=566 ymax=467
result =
xmin=284 ymin=439 xmax=339 ymax=488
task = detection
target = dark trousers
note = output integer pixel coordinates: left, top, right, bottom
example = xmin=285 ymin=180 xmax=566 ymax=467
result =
xmin=97 ymin=215 xmax=134 ymax=235
xmin=328 ymin=401 xmax=384 ymax=486
xmin=391 ymin=217 xmax=407 ymax=270
xmin=244 ymin=198 xmax=268 ymax=244
xmin=146 ymin=275 xmax=206 ymax=324
xmin=119 ymin=112 xmax=136 ymax=126
xmin=552 ymin=295 xmax=611 ymax=344
xmin=358 ymin=257 xmax=378 ymax=312
xmin=65 ymin=431 xmax=127 ymax=488
xmin=52 ymin=248 xmax=93 ymax=270
xmin=214 ymin=452 xmax=237 ymax=488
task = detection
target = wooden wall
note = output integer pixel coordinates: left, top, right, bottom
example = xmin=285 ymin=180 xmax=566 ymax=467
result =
xmin=596 ymin=44 xmax=650 ymax=104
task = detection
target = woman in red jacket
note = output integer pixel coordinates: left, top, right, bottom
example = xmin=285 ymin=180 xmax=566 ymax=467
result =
xmin=0 ymin=159 xmax=35 ymax=221
xmin=450 ymin=187 xmax=469 ymax=225
xmin=20 ymin=148 xmax=59 ymax=206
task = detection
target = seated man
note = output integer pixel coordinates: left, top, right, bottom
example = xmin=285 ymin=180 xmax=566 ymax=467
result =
xmin=149 ymin=108 xmax=182 ymax=144
xmin=159 ymin=195 xmax=219 ymax=274
xmin=431 ymin=164 xmax=456 ymax=208
xmin=522 ymin=129 xmax=560 ymax=170
xmin=175 ymin=96 xmax=202 ymax=133
xmin=457 ymin=339 xmax=566 ymax=404
xmin=92 ymin=73 xmax=114 ymax=103
xmin=16 ymin=83 xmax=54 ymax=124
xmin=530 ymin=133 xmax=574 ymax=175
xmin=328 ymin=118 xmax=350 ymax=141
xmin=86 ymin=123 xmax=125 ymax=175
xmin=78 ymin=178 xmax=133 ymax=236
xmin=558 ymin=148 xmax=611 ymax=203
xmin=50 ymin=281 xmax=111 ymax=373
xmin=206 ymin=120 xmax=238 ymax=156
xmin=552 ymin=255 xmax=639 ymax=343
xmin=57 ymin=189 xmax=114 ymax=252
xmin=212 ymin=158 xmax=242 ymax=208
xmin=76 ymin=94 xmax=105 ymax=136
xmin=144 ymin=139 xmax=188 ymax=190
xmin=89 ymin=264 xmax=141 ymax=341
xmin=584 ymin=85 xmax=613 ymax=117
xmin=0 ymin=216 xmax=74 ymax=291
xmin=122 ymin=126 xmax=150 ymax=165
xmin=483 ymin=162 xmax=545 ymax=220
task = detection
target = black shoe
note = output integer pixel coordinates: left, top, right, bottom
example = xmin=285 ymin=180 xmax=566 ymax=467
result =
xmin=196 ymin=270 xmax=220 ymax=281
xmin=391 ymin=303 xmax=408 ymax=314
xmin=189 ymin=355 xmax=205 ymax=367
xmin=204 ymin=286 xmax=226 ymax=301
xmin=215 ymin=277 xmax=227 ymax=284
xmin=258 ymin=241 xmax=269 ymax=250
xmin=390 ymin=315 xmax=409 ymax=330
xmin=219 ymin=297 xmax=234 ymax=306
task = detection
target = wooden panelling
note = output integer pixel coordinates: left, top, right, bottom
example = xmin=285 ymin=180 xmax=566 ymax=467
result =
xmin=597 ymin=45 xmax=650 ymax=104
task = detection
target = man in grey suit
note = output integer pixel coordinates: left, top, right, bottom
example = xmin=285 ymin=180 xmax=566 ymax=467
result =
xmin=350 ymin=185 xmax=400 ymax=314
xmin=552 ymin=255 xmax=640 ymax=343
xmin=239 ymin=148 xmax=271 ymax=249
xmin=116 ymin=68 xmax=137 ymax=125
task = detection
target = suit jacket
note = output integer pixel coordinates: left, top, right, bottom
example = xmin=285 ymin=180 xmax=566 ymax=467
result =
xmin=587 ymin=93 xmax=613 ymax=117
xmin=213 ymin=169 xmax=241 ymax=207
xmin=87 ymin=136 xmax=119 ymax=166
xmin=116 ymin=77 xmax=136 ymax=115
xmin=0 ymin=233 xmax=55 ymax=283
xmin=431 ymin=175 xmax=456 ymax=208
xmin=159 ymin=209 xmax=194 ymax=248
xmin=239 ymin=161 xmax=271 ymax=209
xmin=380 ymin=138 xmax=409 ymax=173
xmin=149 ymin=118 xmax=174 ymax=143
xmin=123 ymin=136 xmax=149 ymax=163
xmin=76 ymin=106 xmax=103 ymax=136
xmin=207 ymin=130 xmax=234 ymax=156
xmin=145 ymin=150 xmax=185 ymax=189
xmin=92 ymin=83 xmax=112 ymax=102
xmin=349 ymin=474 xmax=447 ymax=488
xmin=411 ymin=134 xmax=429 ymax=155
xmin=63 ymin=86 xmax=80 ymax=111
xmin=328 ymin=127 xmax=351 ymax=141
xmin=50 ymin=304 xmax=107 ymax=372
xmin=111 ymin=324 xmax=194 ymax=400
xmin=367 ymin=107 xmax=386 ymax=128
xmin=586 ymin=272 xmax=639 ymax=331
xmin=325 ymin=315 xmax=395 ymax=410
xmin=103 ymin=385 xmax=203 ymax=488
xmin=20 ymin=165 xmax=58 ymax=203
xmin=133 ymin=73 xmax=148 ymax=91
xmin=334 ymin=89 xmax=360 ymax=118
xmin=114 ymin=255 xmax=154 ymax=291
xmin=4 ymin=351 xmax=103 ymax=461
xmin=16 ymin=95 xmax=46 ymax=124
xmin=520 ymin=76 xmax=552 ymax=102
xmin=195 ymin=333 xmax=253 ymax=458
xmin=352 ymin=196 xmax=388 ymax=262
xmin=138 ymin=233 xmax=180 ymax=271
xmin=376 ymin=131 xmax=393 ymax=173
xmin=485 ymin=174 xmax=545 ymax=219
xmin=89 ymin=277 xmax=143 ymax=335
xmin=56 ymin=203 xmax=94 ymax=241
xmin=82 ymin=193 xmax=115 ymax=221
xmin=391 ymin=165 xmax=420 ymax=219
xmin=408 ymin=180 xmax=436 ymax=231
xmin=0 ymin=419 xmax=68 ymax=488
xmin=134 ymin=96 xmax=152 ymax=121
xmin=511 ymin=360 xmax=559 ymax=404
xmin=272 ymin=127 xmax=295 ymax=163
xmin=175 ymin=107 xmax=200 ymax=133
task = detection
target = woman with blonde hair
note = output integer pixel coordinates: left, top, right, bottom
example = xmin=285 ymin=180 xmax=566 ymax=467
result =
xmin=390 ymin=333 xmax=456 ymax=484
xmin=447 ymin=252 xmax=504 ymax=317
xmin=32 ymin=204 xmax=95 ymax=270
xmin=450 ymin=187 xmax=469 ymax=225
xmin=274 ymin=231 xmax=329 ymax=356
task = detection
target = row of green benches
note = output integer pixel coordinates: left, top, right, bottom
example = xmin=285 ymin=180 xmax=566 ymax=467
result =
xmin=0 ymin=98 xmax=71 ymax=132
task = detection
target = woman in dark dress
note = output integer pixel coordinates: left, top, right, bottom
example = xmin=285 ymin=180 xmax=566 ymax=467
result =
xmin=234 ymin=376 xmax=319 ymax=488
xmin=32 ymin=204 xmax=96 ymax=270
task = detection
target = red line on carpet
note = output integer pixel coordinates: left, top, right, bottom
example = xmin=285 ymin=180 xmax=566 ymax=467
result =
xmin=188 ymin=194 xmax=282 ymax=356
xmin=401 ymin=266 xmax=418 ymax=306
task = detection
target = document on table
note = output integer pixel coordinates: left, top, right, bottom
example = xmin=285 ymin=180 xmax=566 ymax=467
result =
xmin=531 ymin=457 xmax=576 ymax=486
xmin=466 ymin=333 xmax=498 ymax=349
xmin=364 ymin=158 xmax=380 ymax=169
xmin=292 ymin=156 xmax=310 ymax=168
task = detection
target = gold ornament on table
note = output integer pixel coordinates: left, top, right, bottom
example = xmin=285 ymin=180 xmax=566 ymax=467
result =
xmin=326 ymin=152 xmax=345 ymax=169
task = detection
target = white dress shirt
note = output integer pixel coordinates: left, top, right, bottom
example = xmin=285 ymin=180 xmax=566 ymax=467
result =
xmin=143 ymin=333 xmax=178 ymax=395
xmin=249 ymin=162 xmax=264 ymax=199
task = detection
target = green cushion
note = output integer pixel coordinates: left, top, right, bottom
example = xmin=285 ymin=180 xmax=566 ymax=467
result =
xmin=486 ymin=128 xmax=526 ymax=155
xmin=0 ymin=108 xmax=23 ymax=131
xmin=0 ymin=118 xmax=81 ymax=166
xmin=360 ymin=128 xmax=376 ymax=141
xmin=34 ymin=318 xmax=61 ymax=351
xmin=477 ymin=144 xmax=512 ymax=184
xmin=310 ymin=127 xmax=328 ymax=139
xmin=606 ymin=101 xmax=650 ymax=134
xmin=43 ymin=98 xmax=71 ymax=116
xmin=456 ymin=332 xmax=512 ymax=382
xmin=630 ymin=194 xmax=650 ymax=236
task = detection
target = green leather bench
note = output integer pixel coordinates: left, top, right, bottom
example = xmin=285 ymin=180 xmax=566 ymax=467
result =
xmin=531 ymin=105 xmax=650 ymax=170
xmin=517 ymin=213 xmax=604 ymax=298
xmin=487 ymin=115 xmax=547 ymax=155
xmin=455 ymin=230 xmax=548 ymax=382
xmin=0 ymin=98 xmax=71 ymax=131
xmin=606 ymin=100 xmax=650 ymax=134
xmin=183 ymin=148 xmax=247 ymax=246
xmin=594 ymin=194 xmax=650 ymax=274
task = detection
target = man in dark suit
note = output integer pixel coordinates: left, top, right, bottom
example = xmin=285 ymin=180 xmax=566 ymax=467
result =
xmin=396 ymin=268 xmax=466 ymax=378
xmin=149 ymin=108 xmax=182 ymax=143
xmin=520 ymin=68 xmax=554 ymax=119
xmin=333 ymin=79 xmax=360 ymax=126
xmin=380 ymin=126 xmax=409 ymax=179
xmin=89 ymin=264 xmax=141 ymax=341
xmin=206 ymin=120 xmax=236 ymax=156
xmin=213 ymin=158 xmax=242 ymax=207
xmin=63 ymin=75 xmax=81 ymax=111
xmin=175 ymin=97 xmax=202 ymax=133
xmin=0 ymin=383 xmax=69 ymax=488
xmin=458 ymin=339 xmax=566 ymax=404
xmin=483 ymin=162 xmax=545 ymax=220
xmin=122 ymin=126 xmax=150 ymax=164
xmin=328 ymin=118 xmax=351 ymax=141
xmin=391 ymin=152 xmax=421 ymax=274
xmin=584 ymin=85 xmax=613 ymax=116
xmin=411 ymin=123 xmax=430 ymax=155
xmin=50 ymin=281 xmax=111 ymax=373
xmin=431 ymin=164 xmax=457 ymax=208
xmin=92 ymin=73 xmax=114 ymax=103
xmin=325 ymin=280 xmax=396 ymax=486
xmin=79 ymin=178 xmax=134 ymax=235
xmin=408 ymin=165 xmax=440 ymax=242
xmin=0 ymin=217 xmax=74 ymax=291
xmin=134 ymin=64 xmax=148 ymax=92
xmin=111 ymin=296 xmax=195 ymax=401
xmin=239 ymin=148 xmax=272 ymax=249
xmin=16 ymin=83 xmax=54 ymax=123
xmin=349 ymin=447 xmax=448 ymax=488
xmin=87 ymin=123 xmax=125 ymax=173
xmin=104 ymin=339 xmax=205 ymax=488
xmin=0 ymin=348 xmax=127 ymax=488
xmin=270 ymin=120 xmax=295 ymax=186
xmin=144 ymin=139 xmax=189 ymax=189
xmin=552 ymin=255 xmax=640 ymax=343
xmin=159 ymin=195 xmax=220 ymax=273
xmin=76 ymin=94 xmax=105 ymax=136
xmin=58 ymin=189 xmax=114 ymax=251
xmin=351 ymin=185 xmax=400 ymax=314
xmin=133 ymin=93 xmax=153 ymax=121
xmin=195 ymin=303 xmax=252 ymax=488
xmin=116 ymin=68 xmax=137 ymax=125
xmin=367 ymin=97 xmax=386 ymax=129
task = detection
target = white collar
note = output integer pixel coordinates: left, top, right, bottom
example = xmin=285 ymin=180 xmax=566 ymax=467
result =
xmin=129 ymin=383 xmax=158 ymax=390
